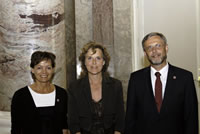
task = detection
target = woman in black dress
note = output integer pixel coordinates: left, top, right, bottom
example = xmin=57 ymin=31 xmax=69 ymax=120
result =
xmin=68 ymin=42 xmax=125 ymax=134
xmin=11 ymin=51 xmax=68 ymax=134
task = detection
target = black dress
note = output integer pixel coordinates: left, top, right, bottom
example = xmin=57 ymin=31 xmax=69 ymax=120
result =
xmin=37 ymin=106 xmax=55 ymax=134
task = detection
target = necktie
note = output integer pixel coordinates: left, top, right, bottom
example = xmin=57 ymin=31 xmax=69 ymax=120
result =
xmin=155 ymin=72 xmax=162 ymax=112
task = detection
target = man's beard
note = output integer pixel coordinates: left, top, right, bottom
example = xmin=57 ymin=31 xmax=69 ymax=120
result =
xmin=148 ymin=55 xmax=167 ymax=65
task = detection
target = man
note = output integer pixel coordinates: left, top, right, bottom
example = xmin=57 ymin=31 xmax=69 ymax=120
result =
xmin=124 ymin=32 xmax=198 ymax=134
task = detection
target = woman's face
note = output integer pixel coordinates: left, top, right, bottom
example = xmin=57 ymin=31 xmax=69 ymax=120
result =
xmin=85 ymin=48 xmax=105 ymax=76
xmin=31 ymin=60 xmax=54 ymax=83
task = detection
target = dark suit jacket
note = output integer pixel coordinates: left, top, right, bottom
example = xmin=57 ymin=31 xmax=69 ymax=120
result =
xmin=68 ymin=75 xmax=125 ymax=134
xmin=11 ymin=85 xmax=68 ymax=134
xmin=124 ymin=64 xmax=198 ymax=134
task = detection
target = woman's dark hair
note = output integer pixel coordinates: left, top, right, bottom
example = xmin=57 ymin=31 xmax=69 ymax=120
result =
xmin=30 ymin=51 xmax=56 ymax=80
xmin=79 ymin=41 xmax=110 ymax=78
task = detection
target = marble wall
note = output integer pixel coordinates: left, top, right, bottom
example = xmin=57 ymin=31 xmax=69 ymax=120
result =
xmin=0 ymin=0 xmax=66 ymax=111
xmin=92 ymin=0 xmax=115 ymax=76
xmin=0 ymin=0 xmax=133 ymax=111
xmin=75 ymin=0 xmax=93 ymax=76
xmin=113 ymin=0 xmax=133 ymax=101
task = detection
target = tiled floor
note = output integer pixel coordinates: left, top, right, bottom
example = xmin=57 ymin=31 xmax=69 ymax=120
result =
xmin=0 ymin=111 xmax=11 ymax=134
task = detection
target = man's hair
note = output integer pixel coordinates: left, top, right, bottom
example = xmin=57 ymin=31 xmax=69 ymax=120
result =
xmin=142 ymin=32 xmax=167 ymax=50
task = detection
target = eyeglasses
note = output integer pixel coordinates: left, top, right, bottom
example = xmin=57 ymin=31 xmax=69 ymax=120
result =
xmin=144 ymin=44 xmax=164 ymax=52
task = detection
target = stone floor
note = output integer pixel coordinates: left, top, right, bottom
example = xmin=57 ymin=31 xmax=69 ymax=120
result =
xmin=0 ymin=111 xmax=11 ymax=134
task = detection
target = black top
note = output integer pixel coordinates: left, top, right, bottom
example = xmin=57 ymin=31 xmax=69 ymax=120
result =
xmin=11 ymin=85 xmax=68 ymax=134
xmin=38 ymin=106 xmax=55 ymax=134
xmin=91 ymin=99 xmax=104 ymax=134
xmin=68 ymin=75 xmax=125 ymax=134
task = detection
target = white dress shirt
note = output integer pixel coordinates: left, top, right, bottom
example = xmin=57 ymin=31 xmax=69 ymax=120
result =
xmin=151 ymin=63 xmax=169 ymax=99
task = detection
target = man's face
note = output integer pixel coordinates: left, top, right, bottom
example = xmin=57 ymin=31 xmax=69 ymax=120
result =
xmin=143 ymin=35 xmax=168 ymax=66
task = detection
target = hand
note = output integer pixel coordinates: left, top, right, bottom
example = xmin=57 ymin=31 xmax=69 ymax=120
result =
xmin=114 ymin=131 xmax=121 ymax=134
xmin=62 ymin=129 xmax=70 ymax=134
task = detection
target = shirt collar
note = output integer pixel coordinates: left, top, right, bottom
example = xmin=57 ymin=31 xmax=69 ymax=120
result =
xmin=151 ymin=63 xmax=169 ymax=77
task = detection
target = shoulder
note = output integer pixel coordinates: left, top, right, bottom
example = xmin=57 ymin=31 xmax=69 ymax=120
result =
xmin=133 ymin=66 xmax=149 ymax=74
xmin=170 ymin=64 xmax=192 ymax=73
xmin=169 ymin=64 xmax=193 ymax=77
xmin=13 ymin=86 xmax=29 ymax=97
xmin=67 ymin=78 xmax=90 ymax=99
xmin=129 ymin=66 xmax=150 ymax=79
xmin=104 ymin=76 xmax=122 ymax=85
xmin=12 ymin=86 xmax=30 ymax=103
xmin=68 ymin=77 xmax=88 ymax=90
xmin=55 ymin=85 xmax=66 ymax=92
xmin=54 ymin=85 xmax=67 ymax=95
xmin=54 ymin=85 xmax=68 ymax=105
xmin=70 ymin=78 xmax=83 ymax=86
xmin=103 ymin=76 xmax=123 ymax=92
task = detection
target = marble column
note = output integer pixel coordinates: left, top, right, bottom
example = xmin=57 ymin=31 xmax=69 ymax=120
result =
xmin=0 ymin=0 xmax=66 ymax=111
xmin=92 ymin=0 xmax=115 ymax=76
xmin=75 ymin=0 xmax=93 ymax=76
xmin=113 ymin=0 xmax=133 ymax=102
xmin=65 ymin=0 xmax=76 ymax=88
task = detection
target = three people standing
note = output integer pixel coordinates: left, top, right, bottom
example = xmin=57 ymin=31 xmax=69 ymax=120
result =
xmin=11 ymin=32 xmax=199 ymax=134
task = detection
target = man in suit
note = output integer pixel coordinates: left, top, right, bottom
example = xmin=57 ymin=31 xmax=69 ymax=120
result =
xmin=124 ymin=32 xmax=198 ymax=134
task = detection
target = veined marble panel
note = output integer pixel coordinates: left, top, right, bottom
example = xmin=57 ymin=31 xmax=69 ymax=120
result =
xmin=0 ymin=0 xmax=66 ymax=111
xmin=75 ymin=0 xmax=93 ymax=77
xmin=92 ymin=0 xmax=114 ymax=76
xmin=113 ymin=0 xmax=133 ymax=102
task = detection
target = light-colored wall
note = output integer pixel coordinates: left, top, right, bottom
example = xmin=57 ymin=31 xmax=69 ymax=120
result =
xmin=143 ymin=0 xmax=198 ymax=76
